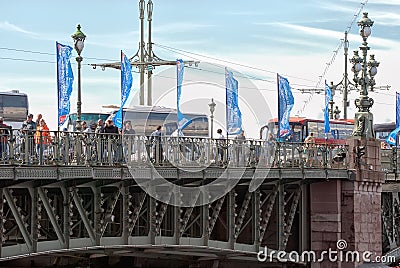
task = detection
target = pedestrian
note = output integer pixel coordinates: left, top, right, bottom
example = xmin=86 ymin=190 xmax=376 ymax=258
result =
xmin=35 ymin=114 xmax=43 ymax=126
xmin=95 ymin=119 xmax=104 ymax=134
xmin=122 ymin=121 xmax=135 ymax=135
xmin=34 ymin=118 xmax=51 ymax=164
xmin=122 ymin=121 xmax=136 ymax=159
xmin=304 ymin=132 xmax=316 ymax=167
xmin=102 ymin=119 xmax=120 ymax=163
xmin=267 ymin=132 xmax=276 ymax=166
xmin=0 ymin=117 xmax=10 ymax=160
xmin=234 ymin=130 xmax=246 ymax=166
xmin=82 ymin=121 xmax=92 ymax=133
xmin=21 ymin=114 xmax=37 ymax=162
xmin=216 ymin=128 xmax=225 ymax=165
xmin=150 ymin=125 xmax=163 ymax=163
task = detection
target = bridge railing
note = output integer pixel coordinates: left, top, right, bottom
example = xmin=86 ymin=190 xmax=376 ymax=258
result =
xmin=0 ymin=129 xmax=349 ymax=169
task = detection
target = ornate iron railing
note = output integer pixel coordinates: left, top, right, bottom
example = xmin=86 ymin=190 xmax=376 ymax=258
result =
xmin=0 ymin=128 xmax=349 ymax=169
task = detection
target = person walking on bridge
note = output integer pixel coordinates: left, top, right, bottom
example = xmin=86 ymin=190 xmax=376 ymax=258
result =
xmin=304 ymin=132 xmax=316 ymax=167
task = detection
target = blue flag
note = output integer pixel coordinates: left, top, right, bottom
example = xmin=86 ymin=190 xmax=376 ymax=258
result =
xmin=396 ymin=92 xmax=400 ymax=128
xmin=177 ymin=59 xmax=192 ymax=130
xmin=56 ymin=42 xmax=74 ymax=126
xmin=387 ymin=92 xmax=400 ymax=146
xmin=277 ymin=74 xmax=294 ymax=138
xmin=324 ymin=82 xmax=332 ymax=133
xmin=225 ymin=68 xmax=242 ymax=135
xmin=114 ymin=51 xmax=133 ymax=129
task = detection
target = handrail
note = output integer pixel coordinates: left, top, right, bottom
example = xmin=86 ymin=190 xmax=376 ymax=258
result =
xmin=0 ymin=129 xmax=350 ymax=169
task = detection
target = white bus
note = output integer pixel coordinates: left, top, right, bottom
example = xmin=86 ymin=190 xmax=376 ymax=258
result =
xmin=0 ymin=90 xmax=28 ymax=128
xmin=108 ymin=106 xmax=209 ymax=137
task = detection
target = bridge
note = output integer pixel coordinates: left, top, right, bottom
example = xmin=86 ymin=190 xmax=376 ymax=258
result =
xmin=0 ymin=130 xmax=395 ymax=267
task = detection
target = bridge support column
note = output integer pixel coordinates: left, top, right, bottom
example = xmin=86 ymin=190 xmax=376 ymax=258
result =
xmin=310 ymin=138 xmax=384 ymax=267
xmin=61 ymin=186 xmax=70 ymax=249
xmin=0 ymin=189 xmax=3 ymax=257
xmin=122 ymin=185 xmax=129 ymax=244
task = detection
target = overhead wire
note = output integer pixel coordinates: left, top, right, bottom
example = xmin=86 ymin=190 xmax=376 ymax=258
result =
xmin=295 ymin=0 xmax=369 ymax=116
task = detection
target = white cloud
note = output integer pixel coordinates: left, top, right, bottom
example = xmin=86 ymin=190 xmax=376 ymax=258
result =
xmin=153 ymin=22 xmax=215 ymax=34
xmin=373 ymin=12 xmax=400 ymax=26
xmin=0 ymin=21 xmax=37 ymax=36
xmin=270 ymin=22 xmax=400 ymax=49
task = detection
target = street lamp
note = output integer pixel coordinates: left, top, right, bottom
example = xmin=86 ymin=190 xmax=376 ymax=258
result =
xmin=350 ymin=12 xmax=379 ymax=138
xmin=330 ymin=32 xmax=359 ymax=120
xmin=208 ymin=98 xmax=216 ymax=139
xmin=71 ymin=24 xmax=86 ymax=132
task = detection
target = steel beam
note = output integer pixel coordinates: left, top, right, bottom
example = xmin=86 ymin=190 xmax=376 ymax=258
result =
xmin=0 ymin=189 xmax=4 ymax=256
xmin=3 ymin=188 xmax=33 ymax=251
xmin=29 ymin=187 xmax=38 ymax=252
xmin=122 ymin=185 xmax=129 ymax=244
xmin=37 ymin=187 xmax=65 ymax=246
xmin=277 ymin=182 xmax=285 ymax=250
xmin=71 ymin=188 xmax=96 ymax=244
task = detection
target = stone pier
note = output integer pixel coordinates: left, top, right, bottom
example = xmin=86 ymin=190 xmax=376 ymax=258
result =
xmin=310 ymin=138 xmax=384 ymax=267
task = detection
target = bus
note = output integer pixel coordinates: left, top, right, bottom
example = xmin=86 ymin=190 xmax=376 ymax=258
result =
xmin=374 ymin=122 xmax=395 ymax=148
xmin=262 ymin=117 xmax=354 ymax=144
xmin=0 ymin=90 xmax=28 ymax=128
xmin=66 ymin=112 xmax=110 ymax=131
xmin=107 ymin=106 xmax=209 ymax=137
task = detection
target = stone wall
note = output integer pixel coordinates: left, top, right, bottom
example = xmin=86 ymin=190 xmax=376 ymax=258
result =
xmin=310 ymin=138 xmax=384 ymax=267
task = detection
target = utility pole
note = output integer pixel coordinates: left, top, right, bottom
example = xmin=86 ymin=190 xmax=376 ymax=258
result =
xmin=331 ymin=32 xmax=356 ymax=120
xmin=139 ymin=0 xmax=145 ymax=105
xmin=330 ymin=31 xmax=390 ymax=120
xmin=91 ymin=0 xmax=199 ymax=107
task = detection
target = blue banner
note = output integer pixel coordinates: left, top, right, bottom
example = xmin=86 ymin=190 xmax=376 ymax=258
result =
xmin=226 ymin=68 xmax=242 ymax=135
xmin=56 ymin=42 xmax=74 ymax=127
xmin=387 ymin=92 xmax=400 ymax=145
xmin=177 ymin=59 xmax=192 ymax=130
xmin=277 ymin=74 xmax=294 ymax=138
xmin=396 ymin=92 xmax=400 ymax=128
xmin=114 ymin=51 xmax=133 ymax=129
xmin=387 ymin=126 xmax=400 ymax=146
xmin=324 ymin=82 xmax=332 ymax=133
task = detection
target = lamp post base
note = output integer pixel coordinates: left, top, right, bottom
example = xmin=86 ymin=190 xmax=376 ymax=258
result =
xmin=352 ymin=111 xmax=374 ymax=139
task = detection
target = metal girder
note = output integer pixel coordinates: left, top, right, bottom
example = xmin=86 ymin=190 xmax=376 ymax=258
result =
xmin=0 ymin=189 xmax=4 ymax=256
xmin=208 ymin=196 xmax=225 ymax=237
xmin=37 ymin=187 xmax=65 ymax=246
xmin=154 ymin=192 xmax=172 ymax=235
xmin=3 ymin=188 xmax=33 ymax=250
xmin=382 ymin=192 xmax=400 ymax=250
xmin=100 ymin=185 xmax=121 ymax=237
xmin=234 ymin=191 xmax=252 ymax=239
xmin=282 ymin=187 xmax=301 ymax=249
xmin=179 ymin=206 xmax=195 ymax=237
xmin=128 ymin=193 xmax=147 ymax=234
xmin=71 ymin=188 xmax=96 ymax=244
xmin=259 ymin=188 xmax=278 ymax=243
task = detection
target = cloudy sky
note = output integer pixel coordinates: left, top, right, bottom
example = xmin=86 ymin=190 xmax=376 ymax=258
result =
xmin=0 ymin=0 xmax=399 ymax=137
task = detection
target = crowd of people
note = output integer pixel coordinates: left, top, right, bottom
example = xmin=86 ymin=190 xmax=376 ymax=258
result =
xmin=0 ymin=113 xmax=141 ymax=164
xmin=0 ymin=113 xmax=331 ymax=168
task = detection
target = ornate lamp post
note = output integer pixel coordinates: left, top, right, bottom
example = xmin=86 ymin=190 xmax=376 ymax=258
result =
xmin=208 ymin=98 xmax=216 ymax=139
xmin=71 ymin=24 xmax=86 ymax=132
xmin=350 ymin=12 xmax=379 ymax=138
xmin=334 ymin=106 xmax=341 ymax=120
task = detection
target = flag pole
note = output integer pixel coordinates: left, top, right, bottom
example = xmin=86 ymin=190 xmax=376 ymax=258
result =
xmin=225 ymin=68 xmax=229 ymax=165
xmin=277 ymin=73 xmax=280 ymax=140
xmin=56 ymin=42 xmax=60 ymax=132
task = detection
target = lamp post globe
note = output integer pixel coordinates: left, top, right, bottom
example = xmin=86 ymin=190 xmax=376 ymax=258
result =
xmin=208 ymin=98 xmax=216 ymax=139
xmin=351 ymin=12 xmax=379 ymax=138
xmin=71 ymin=24 xmax=86 ymax=132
